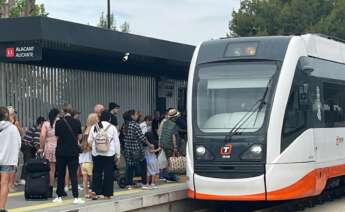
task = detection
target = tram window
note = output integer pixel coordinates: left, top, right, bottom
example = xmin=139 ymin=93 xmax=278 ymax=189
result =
xmin=323 ymin=83 xmax=345 ymax=127
xmin=281 ymin=65 xmax=307 ymax=152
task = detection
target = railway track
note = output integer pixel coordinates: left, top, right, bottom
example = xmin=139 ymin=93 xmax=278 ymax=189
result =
xmin=206 ymin=185 xmax=345 ymax=211
xmin=255 ymin=185 xmax=345 ymax=212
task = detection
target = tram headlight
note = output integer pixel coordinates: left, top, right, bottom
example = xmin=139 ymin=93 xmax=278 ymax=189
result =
xmin=196 ymin=146 xmax=206 ymax=156
xmin=241 ymin=144 xmax=263 ymax=160
xmin=195 ymin=145 xmax=214 ymax=160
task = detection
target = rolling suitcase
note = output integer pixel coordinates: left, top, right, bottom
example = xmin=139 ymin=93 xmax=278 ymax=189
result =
xmin=25 ymin=155 xmax=51 ymax=200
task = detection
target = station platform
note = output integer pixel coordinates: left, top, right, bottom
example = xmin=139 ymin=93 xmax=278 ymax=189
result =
xmin=7 ymin=180 xmax=192 ymax=212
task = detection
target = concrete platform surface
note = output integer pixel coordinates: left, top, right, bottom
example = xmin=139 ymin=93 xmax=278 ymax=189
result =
xmin=7 ymin=182 xmax=188 ymax=212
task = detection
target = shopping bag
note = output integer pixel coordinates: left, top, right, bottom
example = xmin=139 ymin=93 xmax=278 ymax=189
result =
xmin=158 ymin=150 xmax=168 ymax=169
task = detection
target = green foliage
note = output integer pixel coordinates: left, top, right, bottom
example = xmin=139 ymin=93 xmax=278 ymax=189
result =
xmin=98 ymin=12 xmax=117 ymax=31
xmin=317 ymin=0 xmax=345 ymax=39
xmin=97 ymin=12 xmax=130 ymax=33
xmin=8 ymin=0 xmax=48 ymax=17
xmin=120 ymin=21 xmax=130 ymax=33
xmin=229 ymin=0 xmax=345 ymax=40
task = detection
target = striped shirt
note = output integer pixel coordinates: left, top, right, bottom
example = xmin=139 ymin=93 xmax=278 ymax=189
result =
xmin=22 ymin=127 xmax=40 ymax=149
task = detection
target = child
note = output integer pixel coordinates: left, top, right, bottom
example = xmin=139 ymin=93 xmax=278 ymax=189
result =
xmin=79 ymin=113 xmax=98 ymax=198
xmin=142 ymin=132 xmax=160 ymax=189
xmin=79 ymin=139 xmax=93 ymax=198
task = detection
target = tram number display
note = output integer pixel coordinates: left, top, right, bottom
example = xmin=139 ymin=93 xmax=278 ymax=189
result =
xmin=220 ymin=144 xmax=232 ymax=158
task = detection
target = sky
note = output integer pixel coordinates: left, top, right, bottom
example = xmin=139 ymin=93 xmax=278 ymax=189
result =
xmin=35 ymin=0 xmax=240 ymax=45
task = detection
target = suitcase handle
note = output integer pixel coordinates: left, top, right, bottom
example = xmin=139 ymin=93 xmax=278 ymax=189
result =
xmin=29 ymin=173 xmax=47 ymax=179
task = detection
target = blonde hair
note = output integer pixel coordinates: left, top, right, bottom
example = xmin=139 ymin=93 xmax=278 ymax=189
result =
xmin=86 ymin=113 xmax=99 ymax=128
xmin=81 ymin=113 xmax=99 ymax=152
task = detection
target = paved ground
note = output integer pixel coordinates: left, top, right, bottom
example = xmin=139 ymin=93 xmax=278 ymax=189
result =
xmin=6 ymin=180 xmax=187 ymax=212
xmin=305 ymin=196 xmax=345 ymax=212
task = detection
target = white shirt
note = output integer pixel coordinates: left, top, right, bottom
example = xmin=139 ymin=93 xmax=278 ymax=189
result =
xmin=140 ymin=122 xmax=151 ymax=135
xmin=87 ymin=121 xmax=121 ymax=159
xmin=0 ymin=121 xmax=21 ymax=166
xmin=79 ymin=151 xmax=92 ymax=164
xmin=140 ymin=122 xmax=148 ymax=134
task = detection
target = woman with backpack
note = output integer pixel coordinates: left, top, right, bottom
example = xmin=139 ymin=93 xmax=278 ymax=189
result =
xmin=87 ymin=111 xmax=120 ymax=200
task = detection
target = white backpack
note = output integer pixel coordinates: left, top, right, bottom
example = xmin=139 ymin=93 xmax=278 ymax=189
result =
xmin=94 ymin=124 xmax=112 ymax=153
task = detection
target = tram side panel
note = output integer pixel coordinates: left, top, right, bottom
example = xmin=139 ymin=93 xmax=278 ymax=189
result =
xmin=265 ymin=36 xmax=319 ymax=201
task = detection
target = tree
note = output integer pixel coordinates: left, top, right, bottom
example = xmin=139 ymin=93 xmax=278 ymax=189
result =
xmin=0 ymin=0 xmax=48 ymax=17
xmin=229 ymin=0 xmax=345 ymax=40
xmin=317 ymin=0 xmax=345 ymax=39
xmin=97 ymin=12 xmax=116 ymax=31
xmin=97 ymin=11 xmax=130 ymax=33
xmin=120 ymin=21 xmax=130 ymax=33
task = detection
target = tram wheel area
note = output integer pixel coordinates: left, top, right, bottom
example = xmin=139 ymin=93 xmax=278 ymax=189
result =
xmin=198 ymin=178 xmax=345 ymax=212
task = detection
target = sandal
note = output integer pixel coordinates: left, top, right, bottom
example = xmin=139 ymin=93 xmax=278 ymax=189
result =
xmin=85 ymin=194 xmax=91 ymax=199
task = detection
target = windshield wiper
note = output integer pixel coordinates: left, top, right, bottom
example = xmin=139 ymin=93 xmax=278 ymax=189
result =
xmin=225 ymin=78 xmax=272 ymax=142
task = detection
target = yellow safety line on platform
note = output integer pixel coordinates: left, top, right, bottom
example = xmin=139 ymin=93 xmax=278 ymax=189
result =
xmin=9 ymin=192 xmax=24 ymax=197
xmin=8 ymin=183 xmax=182 ymax=212
xmin=8 ymin=199 xmax=74 ymax=212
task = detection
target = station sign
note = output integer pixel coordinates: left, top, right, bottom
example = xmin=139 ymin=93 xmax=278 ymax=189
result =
xmin=0 ymin=42 xmax=42 ymax=61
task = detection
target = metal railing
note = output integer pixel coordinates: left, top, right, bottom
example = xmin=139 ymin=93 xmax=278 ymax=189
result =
xmin=0 ymin=62 xmax=160 ymax=127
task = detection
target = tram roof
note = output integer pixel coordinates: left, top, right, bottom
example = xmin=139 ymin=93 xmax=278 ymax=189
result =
xmin=0 ymin=16 xmax=195 ymax=80
xmin=302 ymin=34 xmax=345 ymax=64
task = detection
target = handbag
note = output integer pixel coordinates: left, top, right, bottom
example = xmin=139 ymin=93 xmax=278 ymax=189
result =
xmin=168 ymin=153 xmax=186 ymax=174
xmin=158 ymin=150 xmax=168 ymax=169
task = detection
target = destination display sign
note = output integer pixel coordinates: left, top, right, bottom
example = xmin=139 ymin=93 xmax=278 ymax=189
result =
xmin=0 ymin=42 xmax=42 ymax=61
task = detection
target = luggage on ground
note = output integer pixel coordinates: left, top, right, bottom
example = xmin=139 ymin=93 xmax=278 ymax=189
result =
xmin=24 ymin=156 xmax=51 ymax=200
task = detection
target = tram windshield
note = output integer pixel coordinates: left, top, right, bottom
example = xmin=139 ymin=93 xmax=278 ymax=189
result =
xmin=195 ymin=62 xmax=277 ymax=133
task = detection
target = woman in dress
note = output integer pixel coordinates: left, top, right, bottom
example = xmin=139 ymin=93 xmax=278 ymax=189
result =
xmin=38 ymin=108 xmax=60 ymax=196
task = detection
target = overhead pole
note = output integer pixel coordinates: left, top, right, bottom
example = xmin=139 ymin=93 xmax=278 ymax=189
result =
xmin=107 ymin=0 xmax=111 ymax=29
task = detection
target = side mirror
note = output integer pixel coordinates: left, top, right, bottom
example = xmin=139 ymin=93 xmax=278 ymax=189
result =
xmin=302 ymin=66 xmax=314 ymax=75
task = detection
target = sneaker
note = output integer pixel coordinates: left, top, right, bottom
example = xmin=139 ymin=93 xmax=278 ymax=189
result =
xmin=53 ymin=197 xmax=63 ymax=203
xmin=150 ymin=184 xmax=159 ymax=189
xmin=142 ymin=185 xmax=152 ymax=190
xmin=78 ymin=185 xmax=83 ymax=191
xmin=64 ymin=186 xmax=69 ymax=193
xmin=19 ymin=179 xmax=26 ymax=185
xmin=73 ymin=198 xmax=85 ymax=204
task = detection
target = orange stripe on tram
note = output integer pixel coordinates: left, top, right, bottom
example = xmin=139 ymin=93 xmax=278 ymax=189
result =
xmin=187 ymin=189 xmax=265 ymax=201
xmin=189 ymin=163 xmax=345 ymax=201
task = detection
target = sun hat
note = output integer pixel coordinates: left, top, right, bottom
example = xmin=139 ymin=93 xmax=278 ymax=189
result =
xmin=167 ymin=108 xmax=181 ymax=119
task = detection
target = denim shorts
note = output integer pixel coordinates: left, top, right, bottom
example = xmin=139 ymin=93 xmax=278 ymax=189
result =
xmin=0 ymin=165 xmax=16 ymax=173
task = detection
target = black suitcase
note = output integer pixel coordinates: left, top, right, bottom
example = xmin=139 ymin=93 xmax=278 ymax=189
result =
xmin=25 ymin=157 xmax=51 ymax=200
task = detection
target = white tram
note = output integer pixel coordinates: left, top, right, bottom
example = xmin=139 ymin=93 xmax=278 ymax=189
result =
xmin=186 ymin=34 xmax=345 ymax=201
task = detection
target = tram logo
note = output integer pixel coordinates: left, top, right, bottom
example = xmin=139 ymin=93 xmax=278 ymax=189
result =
xmin=336 ymin=136 xmax=344 ymax=146
xmin=220 ymin=144 xmax=232 ymax=158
